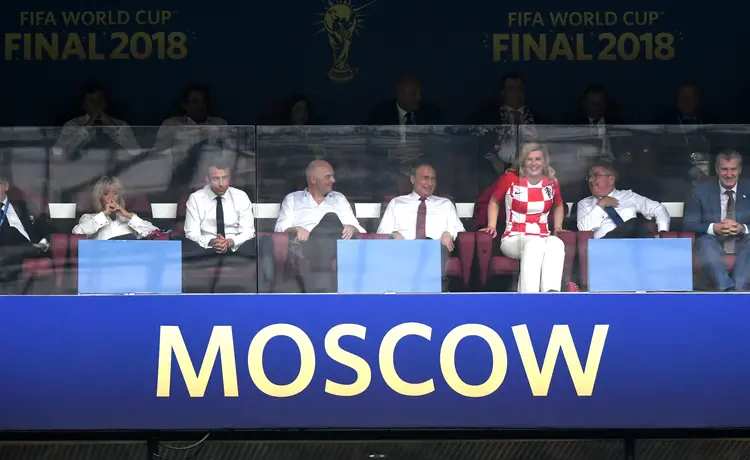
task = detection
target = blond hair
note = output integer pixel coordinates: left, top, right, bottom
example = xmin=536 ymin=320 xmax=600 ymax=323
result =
xmin=92 ymin=176 xmax=126 ymax=212
xmin=514 ymin=142 xmax=556 ymax=181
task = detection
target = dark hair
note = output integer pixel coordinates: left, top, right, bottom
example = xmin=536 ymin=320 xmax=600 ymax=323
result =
xmin=206 ymin=155 xmax=232 ymax=175
xmin=78 ymin=82 xmax=105 ymax=103
xmin=396 ymin=74 xmax=420 ymax=88
xmin=181 ymin=83 xmax=209 ymax=103
xmin=582 ymin=84 xmax=606 ymax=97
xmin=500 ymin=72 xmax=524 ymax=88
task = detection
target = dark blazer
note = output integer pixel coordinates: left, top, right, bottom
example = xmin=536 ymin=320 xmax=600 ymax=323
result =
xmin=5 ymin=199 xmax=51 ymax=244
xmin=367 ymin=99 xmax=442 ymax=125
xmin=683 ymin=179 xmax=750 ymax=236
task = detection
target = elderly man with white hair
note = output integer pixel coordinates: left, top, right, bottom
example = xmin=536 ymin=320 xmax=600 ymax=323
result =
xmin=0 ymin=171 xmax=52 ymax=293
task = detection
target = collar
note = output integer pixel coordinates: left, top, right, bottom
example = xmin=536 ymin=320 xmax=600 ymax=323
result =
xmin=589 ymin=116 xmax=605 ymax=125
xmin=183 ymin=115 xmax=212 ymax=125
xmin=503 ymin=105 xmax=526 ymax=113
xmin=205 ymin=185 xmax=228 ymax=200
xmin=720 ymin=182 xmax=738 ymax=195
xmin=410 ymin=191 xmax=431 ymax=201
xmin=1 ymin=196 xmax=7 ymax=207
xmin=397 ymin=103 xmax=409 ymax=120
xmin=304 ymin=188 xmax=330 ymax=201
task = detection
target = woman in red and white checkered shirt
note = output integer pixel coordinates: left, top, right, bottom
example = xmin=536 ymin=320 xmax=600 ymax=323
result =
xmin=481 ymin=142 xmax=566 ymax=292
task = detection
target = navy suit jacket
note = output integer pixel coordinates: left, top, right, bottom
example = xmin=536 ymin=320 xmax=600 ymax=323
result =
xmin=683 ymin=179 xmax=750 ymax=236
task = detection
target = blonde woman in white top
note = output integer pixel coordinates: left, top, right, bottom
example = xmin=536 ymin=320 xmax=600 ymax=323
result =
xmin=73 ymin=176 xmax=158 ymax=240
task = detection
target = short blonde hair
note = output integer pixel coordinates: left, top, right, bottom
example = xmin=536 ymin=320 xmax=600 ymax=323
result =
xmin=514 ymin=142 xmax=556 ymax=180
xmin=92 ymin=176 xmax=125 ymax=212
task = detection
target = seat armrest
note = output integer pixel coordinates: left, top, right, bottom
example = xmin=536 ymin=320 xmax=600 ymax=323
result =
xmin=456 ymin=232 xmax=475 ymax=287
xmin=50 ymin=233 xmax=69 ymax=290
xmin=576 ymin=231 xmax=594 ymax=291
xmin=475 ymin=231 xmax=493 ymax=286
xmin=556 ymin=231 xmax=577 ymax=285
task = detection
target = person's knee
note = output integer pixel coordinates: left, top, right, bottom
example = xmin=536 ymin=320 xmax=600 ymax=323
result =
xmin=546 ymin=236 xmax=565 ymax=254
xmin=696 ymin=234 xmax=719 ymax=255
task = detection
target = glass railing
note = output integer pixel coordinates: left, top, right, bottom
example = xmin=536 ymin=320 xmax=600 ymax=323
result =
xmin=0 ymin=124 xmax=744 ymax=294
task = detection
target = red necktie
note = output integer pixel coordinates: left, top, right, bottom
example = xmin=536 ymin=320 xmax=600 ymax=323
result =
xmin=415 ymin=196 xmax=427 ymax=239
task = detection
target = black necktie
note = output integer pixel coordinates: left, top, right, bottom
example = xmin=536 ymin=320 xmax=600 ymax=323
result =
xmin=405 ymin=112 xmax=415 ymax=125
xmin=215 ymin=196 xmax=225 ymax=237
xmin=725 ymin=190 xmax=736 ymax=254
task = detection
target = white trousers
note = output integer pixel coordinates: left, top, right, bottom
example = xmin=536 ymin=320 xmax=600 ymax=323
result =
xmin=500 ymin=235 xmax=565 ymax=293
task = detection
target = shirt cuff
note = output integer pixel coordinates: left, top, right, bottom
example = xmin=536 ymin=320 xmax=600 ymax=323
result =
xmin=657 ymin=222 xmax=670 ymax=232
xmin=707 ymin=224 xmax=715 ymax=236
xmin=92 ymin=212 xmax=109 ymax=228
xmin=745 ymin=225 xmax=749 ymax=235
xmin=128 ymin=213 xmax=143 ymax=229
xmin=38 ymin=238 xmax=50 ymax=252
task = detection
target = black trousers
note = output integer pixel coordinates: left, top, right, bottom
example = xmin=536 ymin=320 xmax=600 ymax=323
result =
xmin=181 ymin=235 xmax=275 ymax=293
xmin=602 ymin=216 xmax=655 ymax=239
xmin=0 ymin=226 xmax=47 ymax=292
xmin=290 ymin=213 xmax=354 ymax=293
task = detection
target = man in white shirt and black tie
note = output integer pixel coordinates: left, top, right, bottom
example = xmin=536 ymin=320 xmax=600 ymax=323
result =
xmin=183 ymin=156 xmax=273 ymax=292
xmin=0 ymin=173 xmax=52 ymax=293
xmin=377 ymin=164 xmax=465 ymax=289
xmin=577 ymin=164 xmax=670 ymax=238
xmin=275 ymin=160 xmax=365 ymax=292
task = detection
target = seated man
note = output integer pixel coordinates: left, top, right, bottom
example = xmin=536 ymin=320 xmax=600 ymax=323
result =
xmin=183 ymin=157 xmax=273 ymax=293
xmin=684 ymin=150 xmax=750 ymax=291
xmin=376 ymin=163 xmax=465 ymax=289
xmin=73 ymin=176 xmax=158 ymax=240
xmin=53 ymin=82 xmax=140 ymax=158
xmin=0 ymin=173 xmax=52 ymax=293
xmin=274 ymin=160 xmax=365 ymax=292
xmin=577 ymin=163 xmax=670 ymax=238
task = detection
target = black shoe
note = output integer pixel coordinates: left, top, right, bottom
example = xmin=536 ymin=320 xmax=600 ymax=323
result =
xmin=724 ymin=286 xmax=737 ymax=292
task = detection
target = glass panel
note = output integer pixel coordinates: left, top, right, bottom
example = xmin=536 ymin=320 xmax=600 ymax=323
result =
xmin=0 ymin=125 xmax=259 ymax=295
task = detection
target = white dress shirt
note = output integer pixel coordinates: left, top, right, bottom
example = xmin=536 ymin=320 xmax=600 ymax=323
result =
xmin=397 ymin=103 xmax=410 ymax=126
xmin=1 ymin=197 xmax=49 ymax=249
xmin=577 ymin=189 xmax=670 ymax=239
xmin=52 ymin=114 xmax=141 ymax=157
xmin=275 ymin=190 xmax=365 ymax=233
xmin=152 ymin=115 xmax=229 ymax=158
xmin=185 ymin=185 xmax=255 ymax=250
xmin=706 ymin=183 xmax=750 ymax=236
xmin=377 ymin=192 xmax=465 ymax=240
xmin=73 ymin=211 xmax=157 ymax=240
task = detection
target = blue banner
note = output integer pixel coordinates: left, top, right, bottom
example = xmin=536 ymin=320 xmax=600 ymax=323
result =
xmin=0 ymin=293 xmax=748 ymax=431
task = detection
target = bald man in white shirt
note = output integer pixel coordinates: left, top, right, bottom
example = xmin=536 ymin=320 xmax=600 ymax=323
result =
xmin=275 ymin=160 xmax=364 ymax=292
xmin=182 ymin=156 xmax=274 ymax=292
xmin=577 ymin=163 xmax=670 ymax=238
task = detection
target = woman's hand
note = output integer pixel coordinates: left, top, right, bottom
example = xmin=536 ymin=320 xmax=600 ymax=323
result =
xmin=480 ymin=227 xmax=498 ymax=238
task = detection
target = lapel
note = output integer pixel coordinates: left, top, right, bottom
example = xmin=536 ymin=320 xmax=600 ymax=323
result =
xmin=709 ymin=181 xmax=722 ymax=224
xmin=737 ymin=181 xmax=748 ymax=222
xmin=9 ymin=199 xmax=35 ymax=239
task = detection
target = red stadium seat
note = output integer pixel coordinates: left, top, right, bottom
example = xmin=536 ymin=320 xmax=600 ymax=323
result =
xmin=668 ymin=232 xmax=735 ymax=289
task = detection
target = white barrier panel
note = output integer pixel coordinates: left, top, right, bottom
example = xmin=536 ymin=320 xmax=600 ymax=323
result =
xmin=48 ymin=202 xmax=688 ymax=220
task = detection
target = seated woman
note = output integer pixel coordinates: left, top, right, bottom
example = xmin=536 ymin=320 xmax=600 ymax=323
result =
xmin=481 ymin=142 xmax=566 ymax=293
xmin=73 ymin=176 xmax=158 ymax=240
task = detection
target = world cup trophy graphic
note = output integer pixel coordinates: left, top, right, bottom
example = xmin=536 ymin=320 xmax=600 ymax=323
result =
xmin=317 ymin=0 xmax=374 ymax=83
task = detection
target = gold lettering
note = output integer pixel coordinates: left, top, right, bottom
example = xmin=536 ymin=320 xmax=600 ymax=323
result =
xmin=35 ymin=33 xmax=58 ymax=60
xmin=156 ymin=325 xmax=239 ymax=398
xmin=4 ymin=33 xmax=21 ymax=60
xmin=61 ymin=11 xmax=80 ymax=26
xmin=248 ymin=324 xmax=315 ymax=398
xmin=575 ymin=33 xmax=592 ymax=60
xmin=379 ymin=322 xmax=434 ymax=396
xmin=61 ymin=33 xmax=85 ymax=60
xmin=324 ymin=324 xmax=372 ymax=397
xmin=87 ymin=33 xmax=103 ymax=60
xmin=549 ymin=33 xmax=574 ymax=60
xmin=513 ymin=324 xmax=609 ymax=396
xmin=440 ymin=324 xmax=508 ymax=397
xmin=523 ymin=33 xmax=546 ymax=60
xmin=492 ymin=33 xmax=510 ymax=61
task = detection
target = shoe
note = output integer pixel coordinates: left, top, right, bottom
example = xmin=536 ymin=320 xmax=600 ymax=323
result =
xmin=565 ymin=282 xmax=581 ymax=292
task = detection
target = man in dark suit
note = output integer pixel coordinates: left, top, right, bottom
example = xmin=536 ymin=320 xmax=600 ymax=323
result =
xmin=683 ymin=150 xmax=750 ymax=291
xmin=367 ymin=75 xmax=442 ymax=125
xmin=0 ymin=173 xmax=52 ymax=293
